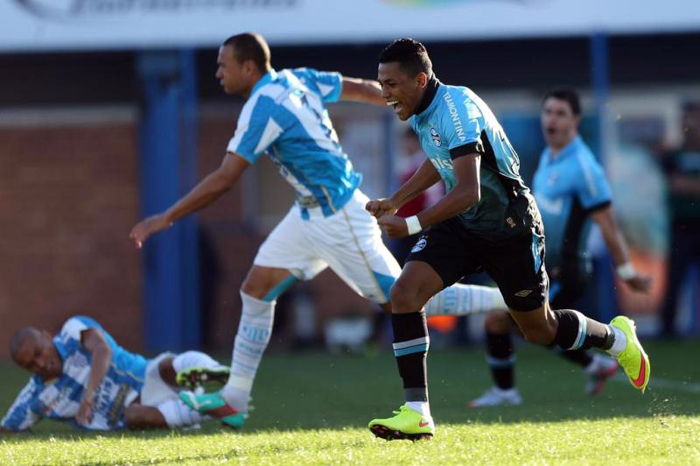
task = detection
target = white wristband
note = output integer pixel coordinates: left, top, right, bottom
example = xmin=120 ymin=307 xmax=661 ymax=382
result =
xmin=616 ymin=262 xmax=636 ymax=280
xmin=405 ymin=215 xmax=423 ymax=236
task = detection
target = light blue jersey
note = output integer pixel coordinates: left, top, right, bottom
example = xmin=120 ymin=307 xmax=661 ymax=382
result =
xmin=1 ymin=316 xmax=148 ymax=431
xmin=227 ymin=68 xmax=361 ymax=219
xmin=533 ymin=136 xmax=612 ymax=270
xmin=410 ymin=82 xmax=534 ymax=239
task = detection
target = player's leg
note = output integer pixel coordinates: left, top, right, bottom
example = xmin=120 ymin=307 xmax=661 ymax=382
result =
xmin=126 ymin=400 xmax=208 ymax=430
xmin=487 ymin=230 xmax=649 ymax=392
xmin=469 ymin=311 xmax=522 ymax=407
xmin=182 ymin=206 xmax=327 ymax=423
xmin=549 ymin=277 xmax=618 ymax=396
xmin=366 ymin=218 xmax=475 ymax=440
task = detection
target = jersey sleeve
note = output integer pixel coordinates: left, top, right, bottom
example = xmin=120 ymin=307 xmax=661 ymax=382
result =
xmin=293 ymin=68 xmax=343 ymax=103
xmin=575 ymin=152 xmax=612 ymax=211
xmin=226 ymin=96 xmax=282 ymax=164
xmin=440 ymin=89 xmax=485 ymax=160
xmin=1 ymin=378 xmax=43 ymax=431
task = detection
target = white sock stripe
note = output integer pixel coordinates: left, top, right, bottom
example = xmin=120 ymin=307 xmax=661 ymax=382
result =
xmin=393 ymin=336 xmax=430 ymax=350
xmin=569 ymin=310 xmax=587 ymax=350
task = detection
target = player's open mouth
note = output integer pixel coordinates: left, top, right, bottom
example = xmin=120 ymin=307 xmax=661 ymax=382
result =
xmin=546 ymin=127 xmax=557 ymax=136
xmin=386 ymin=100 xmax=403 ymax=113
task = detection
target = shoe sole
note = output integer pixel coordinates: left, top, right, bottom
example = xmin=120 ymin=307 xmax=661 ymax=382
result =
xmin=369 ymin=424 xmax=433 ymax=441
xmin=177 ymin=367 xmax=230 ymax=389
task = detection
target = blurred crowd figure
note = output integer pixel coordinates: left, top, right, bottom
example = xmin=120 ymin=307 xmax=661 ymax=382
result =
xmin=658 ymin=101 xmax=700 ymax=337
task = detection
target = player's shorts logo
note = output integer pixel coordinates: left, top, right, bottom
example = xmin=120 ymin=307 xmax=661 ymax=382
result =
xmin=430 ymin=128 xmax=442 ymax=147
xmin=411 ymin=237 xmax=428 ymax=253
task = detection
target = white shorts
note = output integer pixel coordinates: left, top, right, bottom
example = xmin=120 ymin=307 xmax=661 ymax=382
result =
xmin=254 ymin=189 xmax=401 ymax=304
xmin=139 ymin=352 xmax=179 ymax=407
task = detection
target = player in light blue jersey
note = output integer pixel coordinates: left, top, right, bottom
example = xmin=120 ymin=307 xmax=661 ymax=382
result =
xmin=0 ymin=316 xmax=229 ymax=432
xmin=367 ymin=39 xmax=650 ymax=440
xmin=130 ymin=33 xmax=508 ymax=428
xmin=470 ymin=88 xmax=652 ymax=407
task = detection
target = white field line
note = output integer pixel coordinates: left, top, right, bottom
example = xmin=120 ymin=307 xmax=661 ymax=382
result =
xmin=611 ymin=373 xmax=700 ymax=393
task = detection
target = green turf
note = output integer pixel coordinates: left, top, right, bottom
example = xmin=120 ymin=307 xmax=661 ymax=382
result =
xmin=1 ymin=340 xmax=699 ymax=465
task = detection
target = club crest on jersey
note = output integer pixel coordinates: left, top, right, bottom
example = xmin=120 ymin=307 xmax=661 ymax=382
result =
xmin=411 ymin=236 xmax=428 ymax=253
xmin=430 ymin=128 xmax=442 ymax=147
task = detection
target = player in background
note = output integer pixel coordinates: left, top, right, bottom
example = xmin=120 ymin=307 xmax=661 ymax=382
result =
xmin=366 ymin=39 xmax=651 ymax=440
xmin=469 ymin=88 xmax=651 ymax=407
xmin=130 ymin=32 xmax=506 ymax=429
xmin=0 ymin=316 xmax=228 ymax=432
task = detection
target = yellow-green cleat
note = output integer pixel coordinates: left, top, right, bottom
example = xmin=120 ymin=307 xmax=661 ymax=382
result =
xmin=610 ymin=316 xmax=650 ymax=393
xmin=368 ymin=404 xmax=434 ymax=441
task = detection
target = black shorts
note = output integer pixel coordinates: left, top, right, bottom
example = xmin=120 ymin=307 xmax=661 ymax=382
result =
xmin=406 ymin=217 xmax=548 ymax=312
xmin=549 ymin=261 xmax=590 ymax=310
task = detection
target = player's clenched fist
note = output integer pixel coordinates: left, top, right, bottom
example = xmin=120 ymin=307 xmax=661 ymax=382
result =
xmin=365 ymin=198 xmax=398 ymax=219
xmin=129 ymin=213 xmax=172 ymax=248
xmin=377 ymin=214 xmax=409 ymax=238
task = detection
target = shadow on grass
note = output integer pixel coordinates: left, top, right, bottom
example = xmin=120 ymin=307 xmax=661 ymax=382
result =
xmin=1 ymin=339 xmax=698 ymax=443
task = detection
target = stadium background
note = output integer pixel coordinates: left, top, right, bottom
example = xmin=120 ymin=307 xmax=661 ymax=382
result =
xmin=1 ymin=0 xmax=699 ymax=355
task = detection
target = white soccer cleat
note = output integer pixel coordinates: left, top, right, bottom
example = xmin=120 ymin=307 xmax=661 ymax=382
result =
xmin=468 ymin=386 xmax=523 ymax=407
xmin=585 ymin=354 xmax=619 ymax=396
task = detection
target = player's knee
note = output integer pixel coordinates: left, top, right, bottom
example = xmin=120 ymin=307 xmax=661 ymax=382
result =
xmin=485 ymin=311 xmax=511 ymax=333
xmin=390 ymin=280 xmax=424 ymax=312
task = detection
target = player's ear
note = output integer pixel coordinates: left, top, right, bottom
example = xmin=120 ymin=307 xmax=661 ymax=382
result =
xmin=415 ymin=72 xmax=428 ymax=88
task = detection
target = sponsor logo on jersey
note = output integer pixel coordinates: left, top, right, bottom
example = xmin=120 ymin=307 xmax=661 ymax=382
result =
xmin=430 ymin=127 xmax=442 ymax=147
xmin=443 ymin=92 xmax=466 ymax=143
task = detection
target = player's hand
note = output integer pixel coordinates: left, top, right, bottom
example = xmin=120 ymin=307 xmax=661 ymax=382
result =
xmin=377 ymin=215 xmax=409 ymax=238
xmin=129 ymin=213 xmax=172 ymax=248
xmin=365 ymin=198 xmax=397 ymax=219
xmin=624 ymin=274 xmax=652 ymax=293
xmin=76 ymin=393 xmax=95 ymax=426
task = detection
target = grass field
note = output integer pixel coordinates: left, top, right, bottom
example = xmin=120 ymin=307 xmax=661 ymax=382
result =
xmin=1 ymin=340 xmax=699 ymax=465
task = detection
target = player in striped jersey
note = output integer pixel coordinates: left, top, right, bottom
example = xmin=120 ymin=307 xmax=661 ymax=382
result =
xmin=130 ymin=32 xmax=507 ymax=428
xmin=0 ymin=316 xmax=229 ymax=432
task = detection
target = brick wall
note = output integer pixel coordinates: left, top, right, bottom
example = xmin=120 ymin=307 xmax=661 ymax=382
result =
xmin=0 ymin=120 xmax=143 ymax=356
xmin=0 ymin=109 xmax=378 ymax=358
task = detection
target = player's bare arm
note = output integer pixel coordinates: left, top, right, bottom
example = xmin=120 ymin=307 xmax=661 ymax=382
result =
xmin=376 ymin=153 xmax=480 ymax=238
xmin=339 ymin=77 xmax=385 ymax=106
xmin=366 ymin=158 xmax=441 ymax=218
xmin=590 ymin=205 xmax=652 ymax=292
xmin=130 ymin=153 xmax=250 ymax=247
xmin=76 ymin=328 xmax=112 ymax=426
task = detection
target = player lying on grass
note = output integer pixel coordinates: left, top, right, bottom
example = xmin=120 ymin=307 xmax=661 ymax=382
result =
xmin=0 ymin=316 xmax=230 ymax=432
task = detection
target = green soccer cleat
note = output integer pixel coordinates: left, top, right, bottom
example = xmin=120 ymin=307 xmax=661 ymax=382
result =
xmin=368 ymin=404 xmax=434 ymax=441
xmin=179 ymin=391 xmax=246 ymax=429
xmin=176 ymin=365 xmax=230 ymax=391
xmin=610 ymin=316 xmax=650 ymax=393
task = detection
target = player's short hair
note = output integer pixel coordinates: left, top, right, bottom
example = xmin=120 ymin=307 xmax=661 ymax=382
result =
xmin=222 ymin=32 xmax=271 ymax=72
xmin=9 ymin=327 xmax=40 ymax=363
xmin=543 ymin=88 xmax=581 ymax=116
xmin=379 ymin=38 xmax=433 ymax=77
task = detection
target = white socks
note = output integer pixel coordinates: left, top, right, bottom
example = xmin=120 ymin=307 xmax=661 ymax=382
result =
xmin=406 ymin=401 xmax=432 ymax=421
xmin=606 ymin=325 xmax=627 ymax=357
xmin=172 ymin=351 xmax=221 ymax=374
xmin=222 ymin=291 xmax=276 ymax=413
xmin=157 ymin=398 xmax=205 ymax=428
xmin=424 ymin=284 xmax=506 ymax=316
